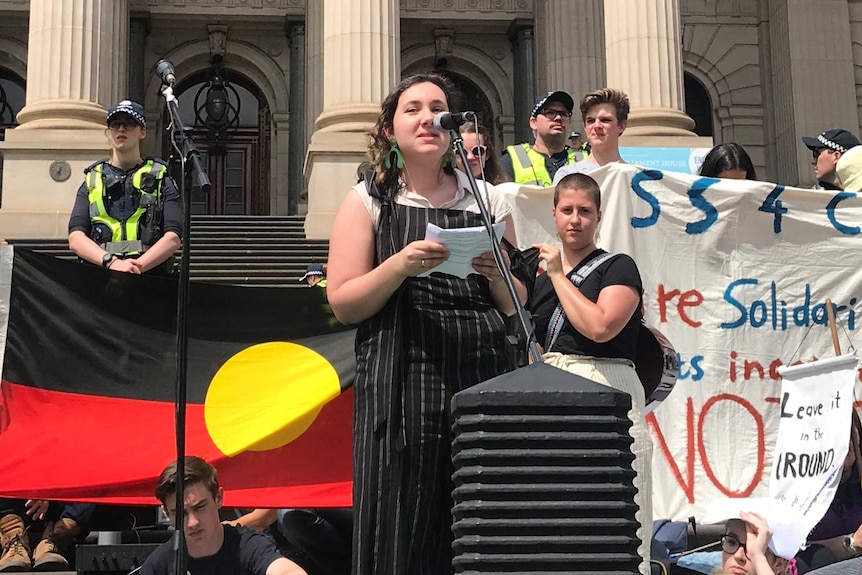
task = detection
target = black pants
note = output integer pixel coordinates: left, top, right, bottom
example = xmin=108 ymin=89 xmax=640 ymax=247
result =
xmin=273 ymin=509 xmax=352 ymax=575
xmin=795 ymin=544 xmax=840 ymax=574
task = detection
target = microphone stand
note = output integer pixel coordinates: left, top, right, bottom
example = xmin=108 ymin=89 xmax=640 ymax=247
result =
xmin=160 ymin=80 xmax=211 ymax=575
xmin=447 ymin=119 xmax=543 ymax=366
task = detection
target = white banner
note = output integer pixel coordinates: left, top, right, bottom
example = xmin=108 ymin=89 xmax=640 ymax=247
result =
xmin=769 ymin=354 xmax=857 ymax=531
xmin=500 ymin=164 xmax=862 ymax=521
xmin=0 ymin=245 xmax=12 ymax=384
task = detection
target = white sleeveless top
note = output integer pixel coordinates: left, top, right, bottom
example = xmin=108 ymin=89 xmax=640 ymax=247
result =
xmin=353 ymin=169 xmax=513 ymax=228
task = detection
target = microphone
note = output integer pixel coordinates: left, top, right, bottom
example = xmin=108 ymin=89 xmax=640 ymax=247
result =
xmin=433 ymin=111 xmax=474 ymax=132
xmin=156 ymin=59 xmax=177 ymax=86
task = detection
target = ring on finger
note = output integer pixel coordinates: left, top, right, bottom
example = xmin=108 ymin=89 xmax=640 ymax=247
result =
xmin=420 ymin=259 xmax=425 ymax=267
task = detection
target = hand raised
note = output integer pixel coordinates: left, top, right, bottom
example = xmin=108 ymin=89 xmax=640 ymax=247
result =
xmin=740 ymin=511 xmax=773 ymax=560
xmin=533 ymin=243 xmax=563 ymax=276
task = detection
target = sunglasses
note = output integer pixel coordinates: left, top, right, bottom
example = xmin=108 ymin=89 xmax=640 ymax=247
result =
xmin=721 ymin=534 xmax=746 ymax=555
xmin=109 ymin=121 xmax=140 ymax=131
xmin=467 ymin=145 xmax=487 ymax=158
xmin=537 ymin=109 xmax=572 ymax=120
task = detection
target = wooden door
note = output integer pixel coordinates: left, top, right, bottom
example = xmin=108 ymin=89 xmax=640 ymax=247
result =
xmin=189 ymin=128 xmax=267 ymax=215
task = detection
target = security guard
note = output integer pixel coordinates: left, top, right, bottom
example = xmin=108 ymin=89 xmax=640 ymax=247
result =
xmin=501 ymin=91 xmax=579 ymax=187
xmin=568 ymin=130 xmax=590 ymax=156
xmin=299 ymin=263 xmax=327 ymax=288
xmin=68 ymin=100 xmax=182 ymax=276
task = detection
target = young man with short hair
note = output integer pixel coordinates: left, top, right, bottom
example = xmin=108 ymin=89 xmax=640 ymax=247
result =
xmin=552 ymin=88 xmax=630 ymax=185
xmin=139 ymin=457 xmax=309 ymax=575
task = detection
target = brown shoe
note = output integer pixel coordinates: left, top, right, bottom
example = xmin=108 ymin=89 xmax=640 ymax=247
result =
xmin=0 ymin=515 xmax=31 ymax=572
xmin=32 ymin=523 xmax=63 ymax=572
xmin=32 ymin=519 xmax=79 ymax=572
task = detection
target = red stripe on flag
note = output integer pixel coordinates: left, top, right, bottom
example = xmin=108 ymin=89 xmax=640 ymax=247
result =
xmin=0 ymin=380 xmax=353 ymax=507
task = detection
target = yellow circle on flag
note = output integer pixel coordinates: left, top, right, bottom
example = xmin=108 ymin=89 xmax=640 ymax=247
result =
xmin=204 ymin=342 xmax=341 ymax=456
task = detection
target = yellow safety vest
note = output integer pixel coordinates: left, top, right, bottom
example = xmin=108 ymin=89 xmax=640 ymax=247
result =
xmin=506 ymin=143 xmax=578 ymax=186
xmin=86 ymin=159 xmax=167 ymax=256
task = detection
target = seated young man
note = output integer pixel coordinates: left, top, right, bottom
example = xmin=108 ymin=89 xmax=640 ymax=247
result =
xmin=140 ymin=457 xmax=308 ymax=575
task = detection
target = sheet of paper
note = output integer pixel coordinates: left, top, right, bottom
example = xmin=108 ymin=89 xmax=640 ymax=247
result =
xmin=418 ymin=221 xmax=506 ymax=279
xmin=701 ymin=497 xmax=809 ymax=560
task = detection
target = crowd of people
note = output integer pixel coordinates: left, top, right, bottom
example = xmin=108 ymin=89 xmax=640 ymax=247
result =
xmin=4 ymin=75 xmax=862 ymax=575
xmin=323 ymin=74 xmax=862 ymax=575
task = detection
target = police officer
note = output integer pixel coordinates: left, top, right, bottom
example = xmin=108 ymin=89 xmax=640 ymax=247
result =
xmin=501 ymin=91 xmax=580 ymax=187
xmin=299 ymin=263 xmax=327 ymax=288
xmin=568 ymin=130 xmax=589 ymax=155
xmin=68 ymin=100 xmax=181 ymax=276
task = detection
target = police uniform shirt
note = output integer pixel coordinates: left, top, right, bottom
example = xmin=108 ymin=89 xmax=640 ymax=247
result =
xmin=68 ymin=160 xmax=183 ymax=240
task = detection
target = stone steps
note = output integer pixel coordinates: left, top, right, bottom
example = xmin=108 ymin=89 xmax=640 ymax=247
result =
xmin=8 ymin=215 xmax=329 ymax=287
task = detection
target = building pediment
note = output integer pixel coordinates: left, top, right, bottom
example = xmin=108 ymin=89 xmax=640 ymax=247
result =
xmin=401 ymin=0 xmax=532 ymax=18
xmin=0 ymin=0 xmax=535 ymax=18
xmin=131 ymin=0 xmax=305 ymax=16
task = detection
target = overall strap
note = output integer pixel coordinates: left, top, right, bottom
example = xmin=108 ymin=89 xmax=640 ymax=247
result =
xmin=365 ymin=172 xmax=400 ymax=262
xmin=544 ymin=251 xmax=616 ymax=352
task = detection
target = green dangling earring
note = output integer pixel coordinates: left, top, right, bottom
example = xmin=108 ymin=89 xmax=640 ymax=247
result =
xmin=441 ymin=147 xmax=457 ymax=169
xmin=384 ymin=138 xmax=404 ymax=170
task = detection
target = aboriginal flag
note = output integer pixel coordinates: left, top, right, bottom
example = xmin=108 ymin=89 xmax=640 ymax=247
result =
xmin=0 ymin=246 xmax=355 ymax=508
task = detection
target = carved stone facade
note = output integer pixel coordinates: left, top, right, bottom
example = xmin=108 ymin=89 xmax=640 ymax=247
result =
xmin=0 ymin=0 xmax=859 ymax=239
xmin=134 ymin=0 xmax=306 ymax=15
xmin=400 ymin=0 xmax=532 ymax=16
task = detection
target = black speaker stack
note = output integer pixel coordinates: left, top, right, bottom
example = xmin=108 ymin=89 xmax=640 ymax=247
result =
xmin=451 ymin=362 xmax=642 ymax=574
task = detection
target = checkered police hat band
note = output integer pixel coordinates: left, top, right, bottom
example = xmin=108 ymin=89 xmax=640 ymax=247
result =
xmin=108 ymin=105 xmax=145 ymax=127
xmin=818 ymin=134 xmax=847 ymax=153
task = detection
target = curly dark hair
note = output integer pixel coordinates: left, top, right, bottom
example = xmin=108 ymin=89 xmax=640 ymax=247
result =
xmin=368 ymin=73 xmax=458 ymax=193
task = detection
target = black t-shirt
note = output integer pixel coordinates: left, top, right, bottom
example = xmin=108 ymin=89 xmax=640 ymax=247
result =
xmin=140 ymin=525 xmax=284 ymax=575
xmin=528 ymin=249 xmax=643 ymax=361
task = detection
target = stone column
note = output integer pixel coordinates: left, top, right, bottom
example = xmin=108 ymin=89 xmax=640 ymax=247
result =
xmin=0 ymin=0 xmax=130 ymax=238
xmin=507 ymin=19 xmax=535 ymax=146
xmin=756 ymin=0 xmax=778 ymax=184
xmin=536 ymin=0 xmax=605 ymax=108
xmin=315 ymin=0 xmax=399 ymax=133
xmin=272 ymin=112 xmax=292 ymax=216
xmin=287 ymin=18 xmax=305 ymax=215
xmin=305 ymin=0 xmax=324 ymax=169
xmin=128 ymin=12 xmax=150 ymax=105
xmin=304 ymin=0 xmax=399 ymax=239
xmin=762 ymin=0 xmax=856 ymax=186
xmin=17 ymin=0 xmax=127 ymax=129
xmin=604 ymin=0 xmax=702 ymax=142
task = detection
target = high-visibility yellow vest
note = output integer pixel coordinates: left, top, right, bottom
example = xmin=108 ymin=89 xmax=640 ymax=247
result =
xmin=86 ymin=159 xmax=168 ymax=256
xmin=506 ymin=143 xmax=578 ymax=186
